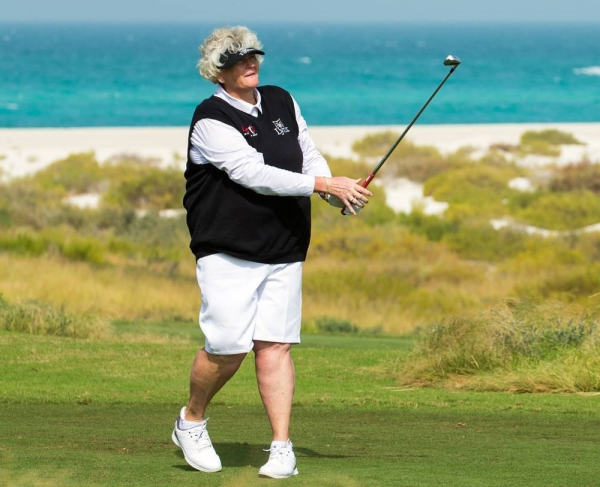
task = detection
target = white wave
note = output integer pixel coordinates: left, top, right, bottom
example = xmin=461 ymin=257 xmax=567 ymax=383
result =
xmin=573 ymin=66 xmax=600 ymax=76
xmin=297 ymin=56 xmax=311 ymax=65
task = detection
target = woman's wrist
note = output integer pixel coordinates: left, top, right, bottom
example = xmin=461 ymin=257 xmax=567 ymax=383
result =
xmin=315 ymin=176 xmax=330 ymax=201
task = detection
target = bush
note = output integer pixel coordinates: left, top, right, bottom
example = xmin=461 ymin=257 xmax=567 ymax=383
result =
xmin=27 ymin=152 xmax=104 ymax=196
xmin=399 ymin=210 xmax=458 ymax=242
xmin=520 ymin=129 xmax=583 ymax=146
xmin=517 ymin=130 xmax=583 ymax=157
xmin=549 ymin=161 xmax=600 ymax=194
xmin=351 ymin=132 xmax=448 ymax=182
xmin=0 ymin=231 xmax=49 ymax=256
xmin=351 ymin=131 xmax=399 ymax=157
xmin=0 ymin=294 xmax=111 ymax=339
xmin=424 ymin=164 xmax=520 ymax=219
xmin=314 ymin=316 xmax=361 ymax=334
xmin=382 ymin=141 xmax=448 ymax=182
xmin=112 ymin=212 xmax=189 ymax=260
xmin=511 ymin=190 xmax=600 ymax=230
xmin=0 ymin=182 xmax=63 ymax=229
xmin=444 ymin=223 xmax=529 ymax=261
xmin=400 ymin=300 xmax=600 ymax=392
xmin=313 ymin=316 xmax=383 ymax=335
xmin=326 ymin=156 xmax=371 ymax=182
xmin=60 ymin=236 xmax=105 ymax=265
xmin=0 ymin=228 xmax=105 ymax=265
xmin=499 ymin=238 xmax=585 ymax=281
xmin=518 ymin=140 xmax=561 ymax=157
xmin=102 ymin=166 xmax=184 ymax=210
xmin=516 ymin=266 xmax=600 ymax=302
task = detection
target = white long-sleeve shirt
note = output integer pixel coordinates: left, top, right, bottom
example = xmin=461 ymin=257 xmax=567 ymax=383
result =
xmin=189 ymin=84 xmax=331 ymax=197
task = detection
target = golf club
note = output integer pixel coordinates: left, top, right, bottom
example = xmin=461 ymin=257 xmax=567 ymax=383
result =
xmin=340 ymin=54 xmax=461 ymax=215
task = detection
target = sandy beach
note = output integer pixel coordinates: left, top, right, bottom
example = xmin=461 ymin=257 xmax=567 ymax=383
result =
xmin=1 ymin=123 xmax=599 ymax=212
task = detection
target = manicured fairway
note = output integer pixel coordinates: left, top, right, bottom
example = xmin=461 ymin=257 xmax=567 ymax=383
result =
xmin=1 ymin=330 xmax=599 ymax=486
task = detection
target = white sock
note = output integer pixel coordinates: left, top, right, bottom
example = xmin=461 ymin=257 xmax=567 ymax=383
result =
xmin=271 ymin=440 xmax=291 ymax=449
xmin=178 ymin=415 xmax=206 ymax=430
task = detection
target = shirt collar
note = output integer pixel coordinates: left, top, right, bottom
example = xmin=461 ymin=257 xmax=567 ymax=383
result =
xmin=214 ymin=85 xmax=262 ymax=116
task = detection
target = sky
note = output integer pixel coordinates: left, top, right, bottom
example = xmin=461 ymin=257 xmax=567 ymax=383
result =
xmin=2 ymin=0 xmax=600 ymax=23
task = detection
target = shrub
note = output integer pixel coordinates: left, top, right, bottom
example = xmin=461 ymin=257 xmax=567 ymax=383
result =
xmin=574 ymin=232 xmax=600 ymax=262
xmin=518 ymin=140 xmax=561 ymax=157
xmin=0 ymin=294 xmax=111 ymax=339
xmin=424 ymin=164 xmax=520 ymax=219
xmin=425 ymin=164 xmax=519 ymax=202
xmin=511 ymin=190 xmax=600 ymax=230
xmin=326 ymin=156 xmax=371 ymax=182
xmin=27 ymin=152 xmax=104 ymax=195
xmin=0 ymin=231 xmax=50 ymax=256
xmin=313 ymin=316 xmax=383 ymax=336
xmin=351 ymin=133 xmax=448 ymax=182
xmin=102 ymin=166 xmax=184 ymax=210
xmin=314 ymin=316 xmax=361 ymax=334
xmin=0 ymin=182 xmax=63 ymax=229
xmin=499 ymin=239 xmax=585 ymax=282
xmin=549 ymin=160 xmax=600 ymax=194
xmin=400 ymin=300 xmax=600 ymax=392
xmin=520 ymin=129 xmax=583 ymax=146
xmin=60 ymin=236 xmax=105 ymax=265
xmin=517 ymin=129 xmax=583 ymax=157
xmin=398 ymin=210 xmax=457 ymax=242
xmin=351 ymin=131 xmax=399 ymax=157
xmin=382 ymin=141 xmax=448 ymax=182
xmin=444 ymin=223 xmax=529 ymax=261
xmin=0 ymin=228 xmax=105 ymax=265
xmin=516 ymin=266 xmax=600 ymax=302
xmin=112 ymin=212 xmax=189 ymax=253
xmin=0 ymin=208 xmax=10 ymax=228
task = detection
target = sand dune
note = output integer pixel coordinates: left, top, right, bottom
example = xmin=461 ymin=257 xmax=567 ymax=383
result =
xmin=1 ymin=123 xmax=598 ymax=213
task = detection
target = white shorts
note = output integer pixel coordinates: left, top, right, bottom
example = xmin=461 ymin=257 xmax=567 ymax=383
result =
xmin=196 ymin=253 xmax=303 ymax=355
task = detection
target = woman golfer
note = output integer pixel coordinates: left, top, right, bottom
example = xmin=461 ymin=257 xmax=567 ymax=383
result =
xmin=172 ymin=25 xmax=372 ymax=479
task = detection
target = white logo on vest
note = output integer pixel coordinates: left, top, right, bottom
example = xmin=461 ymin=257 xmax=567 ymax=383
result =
xmin=272 ymin=119 xmax=290 ymax=136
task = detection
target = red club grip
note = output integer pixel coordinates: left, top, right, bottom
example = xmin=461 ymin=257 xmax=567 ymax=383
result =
xmin=362 ymin=173 xmax=375 ymax=188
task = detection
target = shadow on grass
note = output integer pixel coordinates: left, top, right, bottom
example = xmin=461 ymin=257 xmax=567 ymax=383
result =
xmin=172 ymin=442 xmax=348 ymax=470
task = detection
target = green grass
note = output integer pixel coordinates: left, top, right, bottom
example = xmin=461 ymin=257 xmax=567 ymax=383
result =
xmin=2 ymin=328 xmax=600 ymax=486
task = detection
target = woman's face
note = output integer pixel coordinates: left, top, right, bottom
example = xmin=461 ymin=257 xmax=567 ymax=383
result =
xmin=217 ymin=54 xmax=260 ymax=101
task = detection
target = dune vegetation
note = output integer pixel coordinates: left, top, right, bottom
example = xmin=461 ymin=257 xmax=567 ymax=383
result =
xmin=1 ymin=128 xmax=599 ymax=392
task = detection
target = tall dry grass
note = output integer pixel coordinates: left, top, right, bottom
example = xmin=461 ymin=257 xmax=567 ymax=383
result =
xmin=0 ymin=254 xmax=198 ymax=321
xmin=0 ymin=294 xmax=112 ymax=339
xmin=400 ymin=300 xmax=600 ymax=392
xmin=2 ymin=129 xmax=600 ymax=342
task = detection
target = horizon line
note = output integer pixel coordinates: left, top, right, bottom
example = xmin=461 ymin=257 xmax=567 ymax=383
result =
xmin=2 ymin=19 xmax=600 ymax=25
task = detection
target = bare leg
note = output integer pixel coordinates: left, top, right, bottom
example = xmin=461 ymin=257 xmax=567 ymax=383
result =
xmin=185 ymin=348 xmax=246 ymax=421
xmin=253 ymin=341 xmax=295 ymax=442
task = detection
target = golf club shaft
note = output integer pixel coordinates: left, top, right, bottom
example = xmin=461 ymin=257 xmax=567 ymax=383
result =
xmin=341 ymin=62 xmax=459 ymax=215
xmin=364 ymin=64 xmax=459 ymax=188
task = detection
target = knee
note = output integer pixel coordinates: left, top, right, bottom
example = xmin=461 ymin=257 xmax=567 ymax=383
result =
xmin=199 ymin=348 xmax=246 ymax=370
xmin=253 ymin=341 xmax=291 ymax=356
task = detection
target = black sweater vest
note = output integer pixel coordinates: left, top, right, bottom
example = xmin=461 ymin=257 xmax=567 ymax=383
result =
xmin=183 ymin=85 xmax=311 ymax=264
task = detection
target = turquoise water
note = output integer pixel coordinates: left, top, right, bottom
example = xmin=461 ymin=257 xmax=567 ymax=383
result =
xmin=1 ymin=22 xmax=599 ymax=127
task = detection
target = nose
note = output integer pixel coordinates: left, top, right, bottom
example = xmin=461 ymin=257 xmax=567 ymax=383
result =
xmin=242 ymin=55 xmax=258 ymax=67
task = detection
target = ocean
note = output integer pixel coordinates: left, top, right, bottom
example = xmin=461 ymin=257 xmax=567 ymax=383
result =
xmin=1 ymin=22 xmax=599 ymax=128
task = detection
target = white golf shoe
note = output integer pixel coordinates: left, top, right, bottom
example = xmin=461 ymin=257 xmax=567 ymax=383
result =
xmin=258 ymin=440 xmax=299 ymax=479
xmin=171 ymin=407 xmax=222 ymax=473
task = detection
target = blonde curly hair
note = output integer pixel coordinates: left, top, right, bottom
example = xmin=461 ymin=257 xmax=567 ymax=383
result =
xmin=198 ymin=26 xmax=264 ymax=84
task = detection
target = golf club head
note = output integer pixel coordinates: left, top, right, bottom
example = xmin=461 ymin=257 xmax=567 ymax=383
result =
xmin=444 ymin=55 xmax=461 ymax=66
